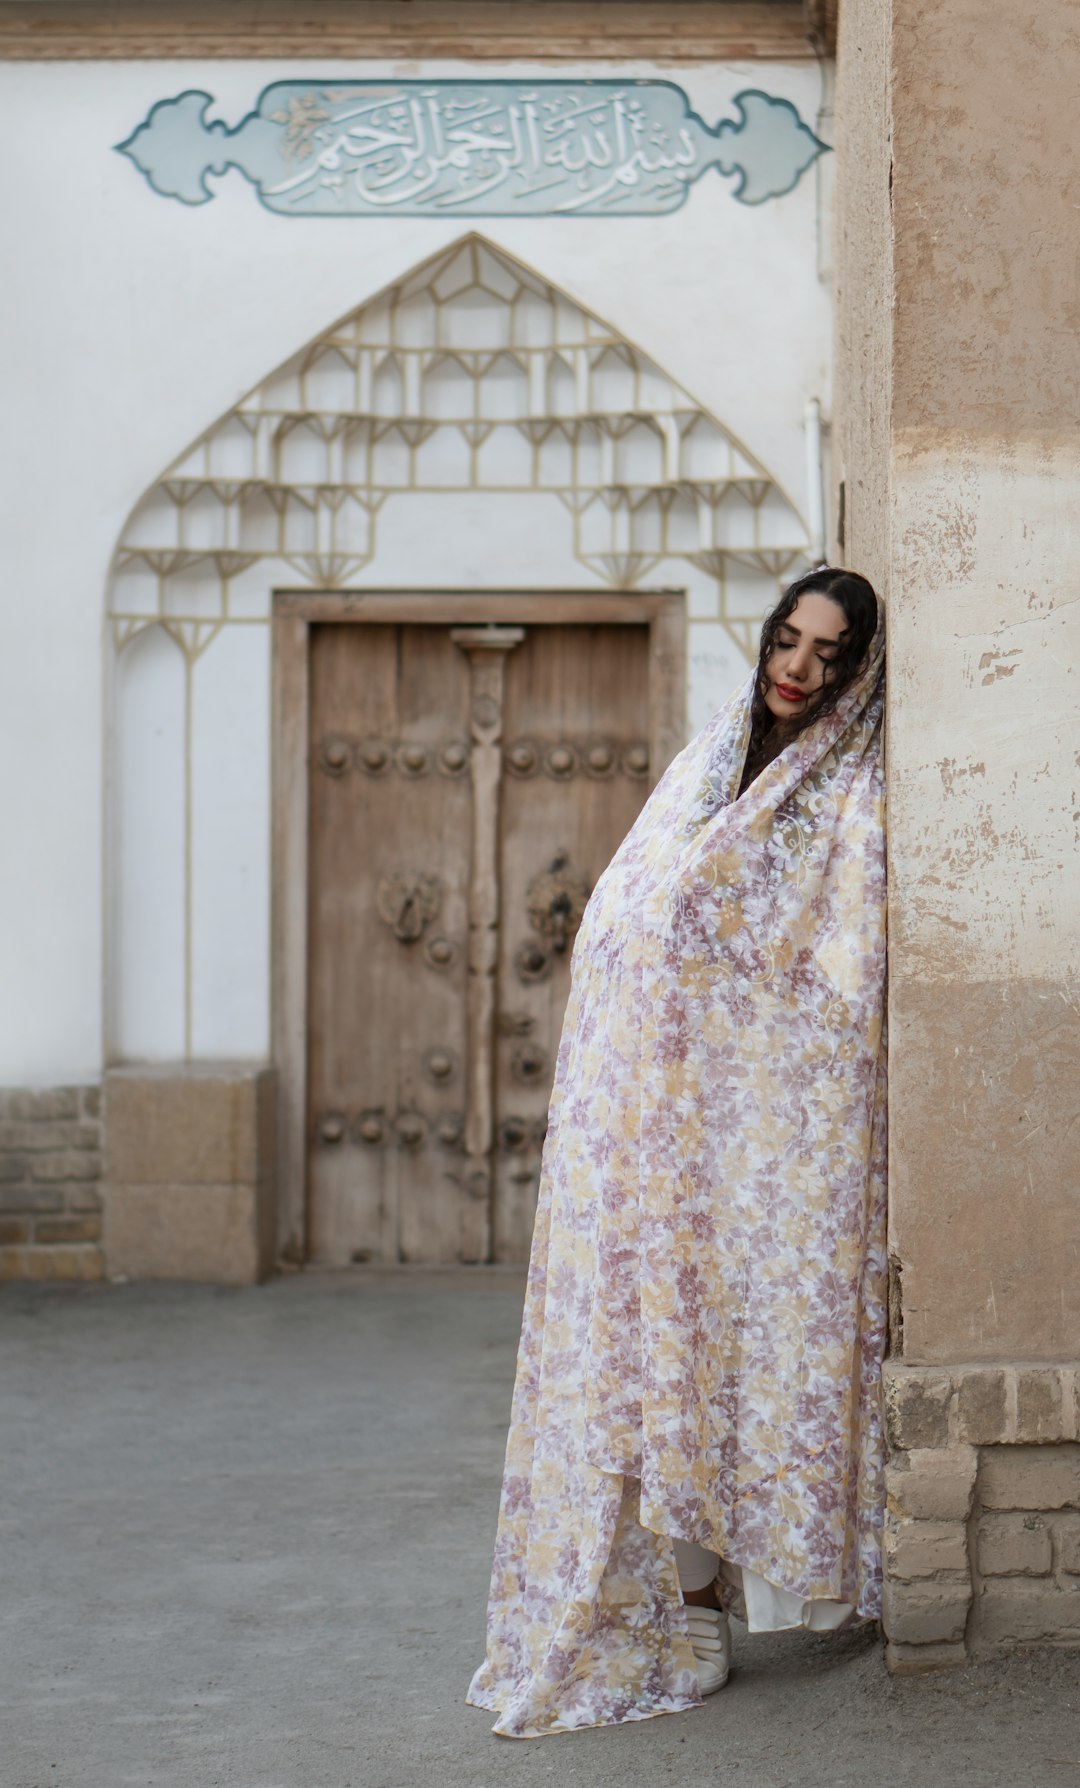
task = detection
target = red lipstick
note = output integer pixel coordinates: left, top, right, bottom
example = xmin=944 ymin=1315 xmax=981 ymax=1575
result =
xmin=775 ymin=683 xmax=804 ymax=702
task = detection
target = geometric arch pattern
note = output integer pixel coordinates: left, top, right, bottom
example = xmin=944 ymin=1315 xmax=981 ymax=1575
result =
xmin=107 ymin=235 xmax=812 ymax=1063
xmin=109 ymin=235 xmax=810 ymax=666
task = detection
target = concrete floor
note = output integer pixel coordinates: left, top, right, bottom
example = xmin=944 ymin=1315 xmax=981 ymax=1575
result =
xmin=2 ymin=1271 xmax=1079 ymax=1788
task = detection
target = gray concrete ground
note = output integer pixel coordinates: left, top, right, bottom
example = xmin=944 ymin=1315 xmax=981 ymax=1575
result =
xmin=2 ymin=1271 xmax=1079 ymax=1788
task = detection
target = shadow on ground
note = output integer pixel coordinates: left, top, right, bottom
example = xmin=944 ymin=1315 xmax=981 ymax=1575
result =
xmin=2 ymin=1271 xmax=1077 ymax=1788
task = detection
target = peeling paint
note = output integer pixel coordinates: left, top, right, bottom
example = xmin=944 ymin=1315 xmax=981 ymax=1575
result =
xmin=938 ymin=757 xmax=986 ymax=795
xmin=897 ymin=496 xmax=978 ymax=594
xmin=979 ymin=647 xmax=1022 ymax=685
xmin=888 ymin=447 xmax=1080 ymax=985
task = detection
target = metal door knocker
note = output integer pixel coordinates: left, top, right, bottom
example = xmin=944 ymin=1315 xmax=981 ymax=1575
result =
xmin=377 ymin=871 xmax=442 ymax=943
xmin=525 ymin=852 xmax=591 ymax=956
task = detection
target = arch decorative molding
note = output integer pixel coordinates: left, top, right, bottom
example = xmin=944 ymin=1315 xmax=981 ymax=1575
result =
xmin=110 ymin=233 xmax=811 ymax=666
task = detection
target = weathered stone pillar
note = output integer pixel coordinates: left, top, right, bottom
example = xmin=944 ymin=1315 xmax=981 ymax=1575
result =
xmin=835 ymin=0 xmax=1080 ymax=1666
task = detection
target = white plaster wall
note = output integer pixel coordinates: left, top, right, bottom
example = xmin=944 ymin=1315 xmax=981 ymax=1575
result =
xmin=0 ymin=56 xmax=831 ymax=1081
xmin=111 ymin=627 xmax=186 ymax=1058
xmin=889 ymin=435 xmax=1080 ymax=986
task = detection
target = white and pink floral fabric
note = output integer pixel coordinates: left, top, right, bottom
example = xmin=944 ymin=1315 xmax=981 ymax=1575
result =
xmin=468 ymin=625 xmax=888 ymax=1738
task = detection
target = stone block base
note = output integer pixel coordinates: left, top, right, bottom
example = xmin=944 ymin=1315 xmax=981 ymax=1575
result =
xmin=103 ymin=1064 xmax=277 ymax=1284
xmin=883 ymin=1361 xmax=1080 ymax=1669
xmin=104 ymin=1180 xmax=274 ymax=1285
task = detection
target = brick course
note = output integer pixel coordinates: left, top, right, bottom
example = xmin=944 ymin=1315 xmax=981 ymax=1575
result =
xmin=885 ymin=1363 xmax=1080 ymax=1449
xmin=974 ymin=1580 xmax=1080 ymax=1647
xmin=34 ymin=1216 xmax=102 ymax=1245
xmin=0 ymin=1187 xmax=64 ymax=1215
xmin=0 ymin=1087 xmax=104 ymax=1280
xmin=1 ymin=1089 xmax=78 ymax=1122
xmin=979 ymin=1445 xmax=1080 ymax=1512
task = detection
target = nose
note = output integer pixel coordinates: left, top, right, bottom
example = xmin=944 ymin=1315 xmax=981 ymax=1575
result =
xmin=787 ymin=639 xmax=815 ymax=680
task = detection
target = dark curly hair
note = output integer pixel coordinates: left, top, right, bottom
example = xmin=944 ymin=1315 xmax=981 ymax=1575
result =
xmin=741 ymin=565 xmax=880 ymax=789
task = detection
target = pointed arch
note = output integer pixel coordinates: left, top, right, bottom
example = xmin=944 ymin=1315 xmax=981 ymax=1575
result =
xmin=109 ymin=233 xmax=810 ymax=660
xmin=106 ymin=234 xmax=812 ymax=1061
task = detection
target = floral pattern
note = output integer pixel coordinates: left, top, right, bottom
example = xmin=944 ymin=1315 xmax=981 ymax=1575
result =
xmin=468 ymin=626 xmax=888 ymax=1738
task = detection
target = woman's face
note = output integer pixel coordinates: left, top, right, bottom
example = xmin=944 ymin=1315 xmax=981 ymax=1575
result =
xmin=763 ymin=590 xmax=847 ymax=723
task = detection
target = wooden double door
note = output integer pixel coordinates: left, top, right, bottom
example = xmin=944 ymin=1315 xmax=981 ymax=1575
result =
xmin=305 ymin=599 xmax=682 ymax=1265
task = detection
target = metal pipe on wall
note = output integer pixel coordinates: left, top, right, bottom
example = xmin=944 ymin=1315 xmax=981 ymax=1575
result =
xmin=804 ymin=396 xmax=826 ymax=562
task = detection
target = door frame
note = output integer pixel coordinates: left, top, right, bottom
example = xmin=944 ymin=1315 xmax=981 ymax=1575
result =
xmin=270 ymin=587 xmax=686 ymax=1265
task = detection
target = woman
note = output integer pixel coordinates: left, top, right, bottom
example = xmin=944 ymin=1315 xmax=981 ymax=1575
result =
xmin=468 ymin=567 xmax=887 ymax=1738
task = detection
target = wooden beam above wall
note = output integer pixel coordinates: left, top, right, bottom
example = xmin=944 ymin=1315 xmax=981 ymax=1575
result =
xmin=803 ymin=0 xmax=836 ymax=55
xmin=0 ymin=1 xmax=819 ymax=62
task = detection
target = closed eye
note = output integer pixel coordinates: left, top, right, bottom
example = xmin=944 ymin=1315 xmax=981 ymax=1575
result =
xmin=777 ymin=631 xmax=839 ymax=666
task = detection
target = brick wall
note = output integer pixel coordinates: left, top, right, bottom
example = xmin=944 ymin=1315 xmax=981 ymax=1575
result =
xmin=883 ymin=1363 xmax=1080 ymax=1668
xmin=0 ymin=1087 xmax=104 ymax=1279
xmin=974 ymin=1449 xmax=1080 ymax=1648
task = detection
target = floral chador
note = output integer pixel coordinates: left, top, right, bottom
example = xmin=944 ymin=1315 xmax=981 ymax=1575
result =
xmin=468 ymin=625 xmax=888 ymax=1738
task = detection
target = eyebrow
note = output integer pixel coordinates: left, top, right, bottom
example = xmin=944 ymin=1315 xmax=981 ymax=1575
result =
xmin=777 ymin=620 xmax=848 ymax=646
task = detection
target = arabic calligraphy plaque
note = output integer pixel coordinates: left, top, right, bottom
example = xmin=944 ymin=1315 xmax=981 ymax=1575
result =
xmin=117 ymin=81 xmax=827 ymax=216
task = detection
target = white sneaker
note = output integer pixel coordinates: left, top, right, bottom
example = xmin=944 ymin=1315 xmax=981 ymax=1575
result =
xmin=685 ymin=1605 xmax=732 ymax=1695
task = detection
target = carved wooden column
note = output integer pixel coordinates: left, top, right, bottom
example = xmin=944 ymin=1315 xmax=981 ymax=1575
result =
xmin=451 ymin=626 xmax=524 ymax=1261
